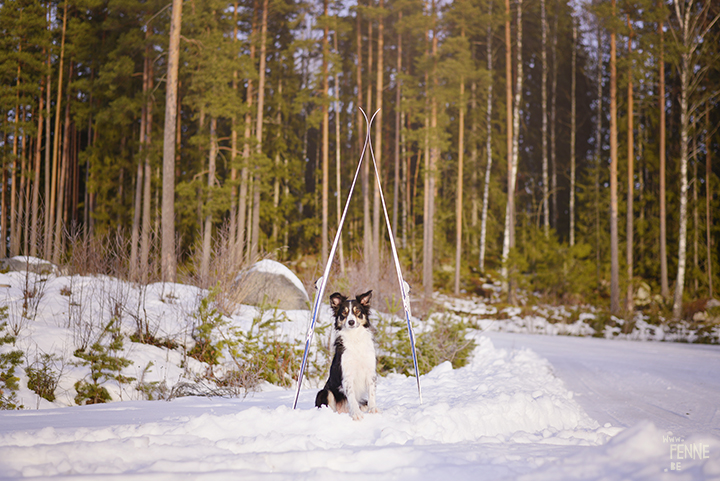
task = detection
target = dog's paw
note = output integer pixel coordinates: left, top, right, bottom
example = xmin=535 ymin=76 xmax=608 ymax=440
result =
xmin=367 ymin=406 xmax=381 ymax=414
xmin=350 ymin=411 xmax=364 ymax=421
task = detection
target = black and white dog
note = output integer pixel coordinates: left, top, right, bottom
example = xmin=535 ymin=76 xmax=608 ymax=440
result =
xmin=315 ymin=290 xmax=378 ymax=420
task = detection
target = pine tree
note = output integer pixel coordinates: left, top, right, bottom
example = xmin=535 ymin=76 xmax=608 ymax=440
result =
xmin=161 ymin=0 xmax=183 ymax=283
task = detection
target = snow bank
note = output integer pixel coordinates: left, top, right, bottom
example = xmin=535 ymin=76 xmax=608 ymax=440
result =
xmin=0 ymin=337 xmax=622 ymax=479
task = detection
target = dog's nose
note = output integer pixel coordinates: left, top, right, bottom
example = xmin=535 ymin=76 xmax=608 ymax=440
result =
xmin=348 ymin=319 xmax=355 ymax=326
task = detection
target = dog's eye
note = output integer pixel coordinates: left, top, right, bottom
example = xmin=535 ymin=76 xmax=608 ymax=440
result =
xmin=353 ymin=307 xmax=362 ymax=317
xmin=343 ymin=308 xmax=349 ymax=316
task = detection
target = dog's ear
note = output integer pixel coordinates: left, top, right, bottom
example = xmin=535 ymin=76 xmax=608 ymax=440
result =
xmin=357 ymin=290 xmax=372 ymax=307
xmin=330 ymin=292 xmax=346 ymax=309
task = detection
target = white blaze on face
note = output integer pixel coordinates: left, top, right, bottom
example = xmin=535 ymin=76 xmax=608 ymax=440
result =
xmin=345 ymin=300 xmax=362 ymax=328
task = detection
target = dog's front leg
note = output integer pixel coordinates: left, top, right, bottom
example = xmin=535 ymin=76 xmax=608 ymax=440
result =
xmin=366 ymin=375 xmax=379 ymax=414
xmin=342 ymin=378 xmax=363 ymax=420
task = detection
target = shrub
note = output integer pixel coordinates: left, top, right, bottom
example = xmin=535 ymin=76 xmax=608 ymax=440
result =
xmin=375 ymin=309 xmax=476 ymax=377
xmin=0 ymin=306 xmax=23 ymax=410
xmin=26 ymin=353 xmax=62 ymax=402
xmin=73 ymin=318 xmax=134 ymax=405
xmin=220 ymin=297 xmax=302 ymax=389
xmin=188 ymin=285 xmax=226 ymax=368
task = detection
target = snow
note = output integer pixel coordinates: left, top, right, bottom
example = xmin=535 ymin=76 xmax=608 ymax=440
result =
xmin=1 ymin=270 xmax=719 ymax=479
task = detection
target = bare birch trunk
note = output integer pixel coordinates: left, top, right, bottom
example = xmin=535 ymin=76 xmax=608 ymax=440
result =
xmin=479 ymin=8 xmax=493 ymax=272
xmin=672 ymin=48 xmax=689 ymax=319
xmin=140 ymin=58 xmax=154 ymax=280
xmin=131 ymin=47 xmax=149 ymax=281
xmin=502 ymin=0 xmax=522 ymax=301
xmin=161 ymin=0 xmax=183 ymax=283
xmin=200 ymin=117 xmax=217 ymax=280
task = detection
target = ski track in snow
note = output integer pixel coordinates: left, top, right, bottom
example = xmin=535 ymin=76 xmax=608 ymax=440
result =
xmin=1 ymin=268 xmax=720 ymax=479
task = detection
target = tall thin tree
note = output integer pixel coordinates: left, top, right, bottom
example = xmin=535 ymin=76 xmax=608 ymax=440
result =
xmin=626 ymin=18 xmax=634 ymax=313
xmin=609 ymin=0 xmax=620 ymax=315
xmin=161 ymin=0 xmax=183 ymax=283
xmin=479 ymin=1 xmax=493 ymax=272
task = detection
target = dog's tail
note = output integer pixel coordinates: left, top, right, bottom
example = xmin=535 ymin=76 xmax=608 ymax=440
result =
xmin=315 ymin=388 xmax=329 ymax=408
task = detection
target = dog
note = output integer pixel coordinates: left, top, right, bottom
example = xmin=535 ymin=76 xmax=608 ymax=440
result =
xmin=315 ymin=290 xmax=378 ymax=420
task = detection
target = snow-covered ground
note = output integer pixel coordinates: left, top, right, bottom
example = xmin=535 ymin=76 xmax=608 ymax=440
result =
xmin=1 ymin=263 xmax=719 ymax=479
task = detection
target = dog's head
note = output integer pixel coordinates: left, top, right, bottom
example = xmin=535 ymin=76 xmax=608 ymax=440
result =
xmin=329 ymin=290 xmax=372 ymax=330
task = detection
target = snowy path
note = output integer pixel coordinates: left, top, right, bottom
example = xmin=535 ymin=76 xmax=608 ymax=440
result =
xmin=486 ymin=332 xmax=720 ymax=437
xmin=1 ymin=335 xmax=719 ymax=480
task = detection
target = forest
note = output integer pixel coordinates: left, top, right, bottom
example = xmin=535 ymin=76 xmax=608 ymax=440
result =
xmin=0 ymin=0 xmax=718 ymax=320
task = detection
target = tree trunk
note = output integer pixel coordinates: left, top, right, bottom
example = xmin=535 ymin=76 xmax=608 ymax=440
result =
xmin=454 ymin=27 xmax=466 ymax=295
xmin=10 ymin=63 xmax=21 ymax=258
xmin=201 ymin=117 xmax=217 ymax=280
xmin=595 ymin=26 xmax=602 ymax=289
xmin=47 ymin=0 xmax=68 ymax=261
xmin=569 ymin=21 xmax=576 ymax=247
xmin=480 ymin=7 xmax=493 ymax=272
xmin=502 ymin=0 xmax=522 ymax=302
xmin=53 ymin=65 xmax=72 ymax=265
xmin=161 ymin=0 xmax=182 ymax=283
xmin=321 ymin=0 xmax=330 ymax=263
xmin=251 ymin=0 xmax=269 ymax=263
xmin=626 ymin=20 xmax=634 ymax=313
xmin=30 ymin=68 xmax=45 ymax=257
xmin=273 ymin=79 xmax=283 ymax=245
xmin=672 ymin=48 xmax=689 ymax=319
xmin=693 ymin=119 xmax=698 ymax=296
xmin=333 ymin=30 xmax=345 ymax=274
xmin=706 ymin=101 xmax=713 ymax=298
xmin=43 ymin=51 xmax=51 ymax=256
xmin=238 ymin=2 xmax=257 ymax=266
xmin=140 ymin=56 xmax=154 ymax=281
xmin=541 ymin=0 xmax=548 ymax=236
xmin=659 ymin=12 xmax=669 ymax=298
xmin=550 ymin=7 xmax=558 ymax=231
xmin=422 ymin=20 xmax=431 ymax=298
xmin=229 ymin=1 xmax=239 ymax=255
xmin=393 ymin=12 xmax=402 ymax=246
xmin=131 ymin=45 xmax=149 ymax=281
xmin=372 ymin=0 xmax=384 ymax=279
xmin=364 ymin=9 xmax=373 ymax=274
xmin=609 ymin=0 xmax=620 ymax=315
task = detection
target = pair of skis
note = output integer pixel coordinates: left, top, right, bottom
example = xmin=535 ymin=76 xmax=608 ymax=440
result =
xmin=292 ymin=108 xmax=422 ymax=409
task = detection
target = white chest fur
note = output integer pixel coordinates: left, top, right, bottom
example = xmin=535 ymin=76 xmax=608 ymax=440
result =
xmin=338 ymin=327 xmax=376 ymax=400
